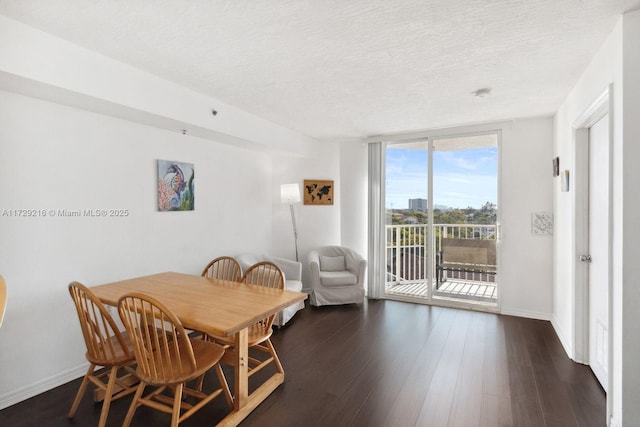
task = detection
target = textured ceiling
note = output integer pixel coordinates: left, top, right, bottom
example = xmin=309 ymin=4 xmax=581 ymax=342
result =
xmin=1 ymin=0 xmax=638 ymax=141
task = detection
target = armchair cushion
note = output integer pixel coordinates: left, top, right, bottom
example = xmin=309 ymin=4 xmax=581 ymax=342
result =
xmin=320 ymin=271 xmax=358 ymax=287
xmin=320 ymin=255 xmax=346 ymax=272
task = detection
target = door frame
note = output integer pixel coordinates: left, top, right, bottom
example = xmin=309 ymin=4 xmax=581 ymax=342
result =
xmin=571 ymin=86 xmax=613 ymax=392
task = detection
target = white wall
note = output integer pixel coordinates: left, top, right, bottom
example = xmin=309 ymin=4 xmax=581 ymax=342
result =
xmin=552 ymin=11 xmax=640 ymax=425
xmin=500 ymin=118 xmax=554 ymax=319
xmin=339 ymin=141 xmax=368 ymax=257
xmin=620 ymin=10 xmax=640 ymax=427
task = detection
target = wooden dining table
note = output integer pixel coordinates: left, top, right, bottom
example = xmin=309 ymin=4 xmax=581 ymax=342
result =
xmin=90 ymin=271 xmax=307 ymax=426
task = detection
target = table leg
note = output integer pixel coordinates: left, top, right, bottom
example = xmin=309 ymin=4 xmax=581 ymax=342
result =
xmin=234 ymin=327 xmax=249 ymax=410
xmin=216 ymin=327 xmax=285 ymax=426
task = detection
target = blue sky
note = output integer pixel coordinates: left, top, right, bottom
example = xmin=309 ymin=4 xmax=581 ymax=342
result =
xmin=385 ymin=147 xmax=497 ymax=209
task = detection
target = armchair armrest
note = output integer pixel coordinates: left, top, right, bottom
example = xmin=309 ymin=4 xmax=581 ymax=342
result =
xmin=342 ymin=250 xmax=367 ymax=289
xmin=265 ymin=255 xmax=302 ymax=281
xmin=355 ymin=259 xmax=367 ymax=289
xmin=307 ymin=250 xmax=321 ymax=290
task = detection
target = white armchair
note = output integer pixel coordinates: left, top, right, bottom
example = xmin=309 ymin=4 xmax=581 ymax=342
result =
xmin=236 ymin=254 xmax=305 ymax=326
xmin=308 ymin=246 xmax=366 ymax=306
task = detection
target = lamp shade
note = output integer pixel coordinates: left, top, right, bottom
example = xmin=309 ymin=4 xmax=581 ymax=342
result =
xmin=281 ymin=183 xmax=301 ymax=204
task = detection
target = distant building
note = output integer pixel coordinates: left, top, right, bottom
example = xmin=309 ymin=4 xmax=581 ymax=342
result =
xmin=408 ymin=198 xmax=428 ymax=212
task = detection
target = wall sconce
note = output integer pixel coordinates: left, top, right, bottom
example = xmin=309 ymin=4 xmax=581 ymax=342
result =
xmin=281 ymin=183 xmax=301 ymax=261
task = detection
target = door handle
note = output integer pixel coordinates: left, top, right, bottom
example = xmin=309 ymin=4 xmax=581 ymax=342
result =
xmin=579 ymin=255 xmax=592 ymax=263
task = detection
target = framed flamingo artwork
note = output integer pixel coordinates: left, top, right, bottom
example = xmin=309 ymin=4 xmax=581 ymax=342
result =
xmin=157 ymin=160 xmax=195 ymax=211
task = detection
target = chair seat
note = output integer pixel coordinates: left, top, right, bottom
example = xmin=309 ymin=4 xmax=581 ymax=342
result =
xmin=136 ymin=337 xmax=226 ymax=386
xmin=319 ymin=271 xmax=358 ymax=287
xmin=86 ymin=332 xmax=135 ymax=366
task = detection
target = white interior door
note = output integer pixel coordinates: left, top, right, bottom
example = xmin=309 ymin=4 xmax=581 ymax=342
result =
xmin=588 ymin=114 xmax=609 ymax=391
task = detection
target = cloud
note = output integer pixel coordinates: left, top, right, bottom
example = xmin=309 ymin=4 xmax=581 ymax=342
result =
xmin=385 ymin=146 xmax=497 ymax=209
xmin=453 ymin=157 xmax=478 ymax=171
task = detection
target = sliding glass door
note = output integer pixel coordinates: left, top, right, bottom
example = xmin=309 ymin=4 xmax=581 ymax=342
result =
xmin=384 ymin=133 xmax=499 ymax=308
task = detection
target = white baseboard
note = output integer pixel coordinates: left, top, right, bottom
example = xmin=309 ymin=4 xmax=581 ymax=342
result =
xmin=499 ymin=307 xmax=551 ymax=321
xmin=550 ymin=315 xmax=575 ymax=361
xmin=0 ymin=363 xmax=88 ymax=410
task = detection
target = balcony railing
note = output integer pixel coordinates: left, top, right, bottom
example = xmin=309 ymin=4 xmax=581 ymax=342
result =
xmin=385 ymin=223 xmax=497 ymax=291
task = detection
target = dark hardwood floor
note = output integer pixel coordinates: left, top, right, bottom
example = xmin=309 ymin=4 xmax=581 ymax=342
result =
xmin=0 ymin=299 xmax=605 ymax=426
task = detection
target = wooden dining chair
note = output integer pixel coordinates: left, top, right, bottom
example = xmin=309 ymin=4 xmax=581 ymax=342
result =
xmin=68 ymin=282 xmax=137 ymax=427
xmin=117 ymin=292 xmax=232 ymax=427
xmin=211 ymin=261 xmax=285 ymax=377
xmin=201 ymin=256 xmax=242 ymax=282
xmin=197 ymin=256 xmax=243 ymax=343
xmin=0 ymin=275 xmax=6 ymax=328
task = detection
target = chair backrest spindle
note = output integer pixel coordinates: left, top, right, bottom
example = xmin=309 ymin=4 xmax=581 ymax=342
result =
xmin=201 ymin=256 xmax=242 ymax=282
xmin=68 ymin=282 xmax=132 ymax=364
xmin=118 ymin=292 xmax=197 ymax=384
xmin=242 ymin=262 xmax=284 ymax=330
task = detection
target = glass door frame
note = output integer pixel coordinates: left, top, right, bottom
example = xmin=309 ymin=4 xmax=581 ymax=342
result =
xmin=382 ymin=129 xmax=502 ymax=312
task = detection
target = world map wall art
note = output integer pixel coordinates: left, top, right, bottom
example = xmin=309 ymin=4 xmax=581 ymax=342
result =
xmin=157 ymin=160 xmax=195 ymax=211
xmin=303 ymin=179 xmax=334 ymax=205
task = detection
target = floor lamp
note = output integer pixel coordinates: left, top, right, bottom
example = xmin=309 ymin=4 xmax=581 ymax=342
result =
xmin=281 ymin=183 xmax=301 ymax=261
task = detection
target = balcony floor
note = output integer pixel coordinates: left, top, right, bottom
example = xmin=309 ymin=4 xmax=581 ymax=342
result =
xmin=385 ymin=279 xmax=497 ymax=304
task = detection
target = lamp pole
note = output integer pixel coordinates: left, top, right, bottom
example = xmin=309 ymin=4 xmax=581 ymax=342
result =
xmin=289 ymin=203 xmax=299 ymax=262
xmin=281 ymin=183 xmax=301 ymax=262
